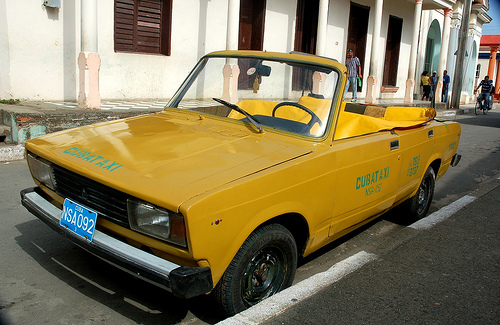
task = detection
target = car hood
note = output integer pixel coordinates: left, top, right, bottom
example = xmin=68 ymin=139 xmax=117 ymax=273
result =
xmin=26 ymin=111 xmax=313 ymax=211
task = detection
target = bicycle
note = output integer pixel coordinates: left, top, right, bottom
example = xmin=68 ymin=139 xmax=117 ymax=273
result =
xmin=475 ymin=93 xmax=492 ymax=115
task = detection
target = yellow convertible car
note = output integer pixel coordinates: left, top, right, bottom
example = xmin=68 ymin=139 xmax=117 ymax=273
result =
xmin=21 ymin=51 xmax=461 ymax=315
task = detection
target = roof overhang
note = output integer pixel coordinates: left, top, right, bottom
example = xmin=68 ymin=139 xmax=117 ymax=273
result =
xmin=472 ymin=1 xmax=492 ymax=24
xmin=480 ymin=35 xmax=500 ymax=47
xmin=420 ymin=0 xmax=455 ymax=10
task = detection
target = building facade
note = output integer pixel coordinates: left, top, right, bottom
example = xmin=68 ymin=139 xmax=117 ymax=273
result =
xmin=0 ymin=0 xmax=492 ymax=108
xmin=477 ymin=34 xmax=500 ymax=99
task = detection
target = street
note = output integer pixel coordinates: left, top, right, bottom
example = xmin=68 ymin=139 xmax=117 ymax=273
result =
xmin=1 ymin=111 xmax=499 ymax=325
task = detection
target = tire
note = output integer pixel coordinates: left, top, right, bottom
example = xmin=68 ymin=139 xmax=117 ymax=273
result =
xmin=214 ymin=224 xmax=297 ymax=316
xmin=475 ymin=100 xmax=481 ymax=115
xmin=402 ymin=166 xmax=436 ymax=222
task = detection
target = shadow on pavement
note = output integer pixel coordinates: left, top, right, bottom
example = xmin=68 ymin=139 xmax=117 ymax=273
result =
xmin=14 ymin=219 xmax=226 ymax=325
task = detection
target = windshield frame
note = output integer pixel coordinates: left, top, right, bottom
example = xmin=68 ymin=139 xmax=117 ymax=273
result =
xmin=166 ymin=51 xmax=345 ymax=140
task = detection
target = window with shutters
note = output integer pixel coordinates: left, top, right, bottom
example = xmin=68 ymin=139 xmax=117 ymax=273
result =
xmin=114 ymin=0 xmax=172 ymax=55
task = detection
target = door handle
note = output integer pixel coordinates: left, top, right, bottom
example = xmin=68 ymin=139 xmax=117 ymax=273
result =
xmin=390 ymin=140 xmax=399 ymax=150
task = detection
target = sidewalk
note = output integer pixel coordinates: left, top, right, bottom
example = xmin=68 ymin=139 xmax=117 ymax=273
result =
xmin=0 ymin=98 xmax=483 ymax=162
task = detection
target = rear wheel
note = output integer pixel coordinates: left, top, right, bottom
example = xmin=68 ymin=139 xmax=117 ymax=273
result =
xmin=214 ymin=224 xmax=297 ymax=316
xmin=475 ymin=100 xmax=481 ymax=115
xmin=402 ymin=166 xmax=436 ymax=222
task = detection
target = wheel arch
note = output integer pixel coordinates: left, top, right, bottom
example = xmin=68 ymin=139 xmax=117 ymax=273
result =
xmin=259 ymin=213 xmax=310 ymax=258
xmin=429 ymin=158 xmax=441 ymax=178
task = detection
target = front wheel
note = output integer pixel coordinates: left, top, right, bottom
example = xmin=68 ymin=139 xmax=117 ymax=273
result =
xmin=214 ymin=224 xmax=297 ymax=316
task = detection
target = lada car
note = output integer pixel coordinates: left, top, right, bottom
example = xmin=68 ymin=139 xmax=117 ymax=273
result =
xmin=21 ymin=51 xmax=461 ymax=315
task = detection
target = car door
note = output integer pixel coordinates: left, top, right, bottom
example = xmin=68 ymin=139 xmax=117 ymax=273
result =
xmin=328 ymin=131 xmax=402 ymax=236
xmin=393 ymin=125 xmax=435 ymax=203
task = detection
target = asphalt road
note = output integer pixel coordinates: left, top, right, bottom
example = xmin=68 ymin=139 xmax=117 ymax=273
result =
xmin=0 ymin=111 xmax=499 ymax=324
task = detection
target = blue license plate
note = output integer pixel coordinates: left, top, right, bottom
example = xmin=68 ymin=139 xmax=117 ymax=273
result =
xmin=60 ymin=198 xmax=97 ymax=241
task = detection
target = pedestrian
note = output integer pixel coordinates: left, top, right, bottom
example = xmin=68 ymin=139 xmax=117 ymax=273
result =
xmin=345 ymin=49 xmax=362 ymax=102
xmin=421 ymin=71 xmax=431 ymax=101
xmin=442 ymin=70 xmax=450 ymax=103
xmin=430 ymin=71 xmax=437 ymax=99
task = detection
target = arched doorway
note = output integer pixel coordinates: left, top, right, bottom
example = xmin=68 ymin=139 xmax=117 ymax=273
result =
xmin=424 ymin=19 xmax=441 ymax=73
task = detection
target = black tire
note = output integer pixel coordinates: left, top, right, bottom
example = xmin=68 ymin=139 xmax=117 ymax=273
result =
xmin=403 ymin=166 xmax=436 ymax=222
xmin=214 ymin=224 xmax=297 ymax=316
xmin=475 ymin=100 xmax=481 ymax=115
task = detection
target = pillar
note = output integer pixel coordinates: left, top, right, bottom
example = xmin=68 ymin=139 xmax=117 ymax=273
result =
xmin=404 ymin=0 xmax=423 ymax=103
xmin=365 ymin=0 xmax=383 ymax=104
xmin=488 ymin=46 xmax=497 ymax=78
xmin=316 ymin=0 xmax=329 ymax=56
xmin=223 ymin=0 xmax=240 ymax=103
xmin=435 ymin=9 xmax=452 ymax=103
xmin=496 ymin=55 xmax=500 ymax=97
xmin=226 ymin=0 xmax=239 ymax=51
xmin=78 ymin=0 xmax=100 ymax=110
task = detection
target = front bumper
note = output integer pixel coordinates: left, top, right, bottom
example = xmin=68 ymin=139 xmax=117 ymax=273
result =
xmin=20 ymin=187 xmax=213 ymax=299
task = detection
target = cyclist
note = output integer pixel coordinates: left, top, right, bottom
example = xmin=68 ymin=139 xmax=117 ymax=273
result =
xmin=474 ymin=75 xmax=495 ymax=110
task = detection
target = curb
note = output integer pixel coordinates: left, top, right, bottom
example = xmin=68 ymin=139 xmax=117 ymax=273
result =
xmin=0 ymin=144 xmax=25 ymax=162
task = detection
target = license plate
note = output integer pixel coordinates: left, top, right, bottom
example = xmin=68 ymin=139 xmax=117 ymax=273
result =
xmin=60 ymin=198 xmax=97 ymax=241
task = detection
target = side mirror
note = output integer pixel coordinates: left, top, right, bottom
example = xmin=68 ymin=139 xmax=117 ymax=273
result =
xmin=247 ymin=62 xmax=271 ymax=78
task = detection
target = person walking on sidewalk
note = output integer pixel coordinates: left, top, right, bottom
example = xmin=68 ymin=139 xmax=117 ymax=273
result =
xmin=345 ymin=49 xmax=362 ymax=102
xmin=442 ymin=70 xmax=450 ymax=103
xmin=430 ymin=71 xmax=437 ymax=100
xmin=421 ymin=71 xmax=431 ymax=101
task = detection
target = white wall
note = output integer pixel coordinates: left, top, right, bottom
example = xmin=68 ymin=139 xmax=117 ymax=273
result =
xmin=0 ymin=0 xmax=11 ymax=99
xmin=1 ymin=0 xmax=79 ymax=100
xmin=98 ymin=0 xmax=230 ymax=100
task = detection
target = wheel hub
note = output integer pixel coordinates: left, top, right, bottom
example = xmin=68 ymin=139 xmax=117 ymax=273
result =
xmin=253 ymin=262 xmax=269 ymax=286
xmin=242 ymin=247 xmax=287 ymax=305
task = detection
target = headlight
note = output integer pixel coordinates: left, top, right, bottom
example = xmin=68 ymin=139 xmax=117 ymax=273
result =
xmin=127 ymin=199 xmax=187 ymax=247
xmin=27 ymin=153 xmax=57 ymax=190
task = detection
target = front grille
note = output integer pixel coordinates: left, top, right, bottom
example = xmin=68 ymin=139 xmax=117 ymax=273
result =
xmin=52 ymin=165 xmax=131 ymax=228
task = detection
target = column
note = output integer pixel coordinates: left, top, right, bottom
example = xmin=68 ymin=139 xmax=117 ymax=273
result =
xmin=365 ymin=0 xmax=383 ymax=104
xmin=316 ymin=0 xmax=329 ymax=56
xmin=435 ymin=8 xmax=452 ymax=103
xmin=226 ymin=0 xmax=239 ymax=51
xmin=404 ymin=0 xmax=423 ymax=103
xmin=450 ymin=0 xmax=472 ymax=109
xmin=223 ymin=0 xmax=240 ymax=103
xmin=78 ymin=0 xmax=100 ymax=109
xmin=488 ymin=46 xmax=497 ymax=78
xmin=496 ymin=56 xmax=500 ymax=97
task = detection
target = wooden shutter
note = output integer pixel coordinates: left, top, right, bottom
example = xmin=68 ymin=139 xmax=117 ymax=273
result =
xmin=114 ymin=0 xmax=171 ymax=55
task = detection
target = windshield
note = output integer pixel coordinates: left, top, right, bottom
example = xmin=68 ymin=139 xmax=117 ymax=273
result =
xmin=168 ymin=55 xmax=340 ymax=138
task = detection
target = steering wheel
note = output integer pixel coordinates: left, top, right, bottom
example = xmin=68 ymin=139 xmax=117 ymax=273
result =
xmin=272 ymin=102 xmax=323 ymax=131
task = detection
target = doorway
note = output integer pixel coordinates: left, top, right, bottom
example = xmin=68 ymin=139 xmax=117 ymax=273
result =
xmin=383 ymin=16 xmax=403 ymax=86
xmin=293 ymin=0 xmax=319 ymax=90
xmin=238 ymin=0 xmax=266 ymax=89
xmin=346 ymin=2 xmax=369 ymax=91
